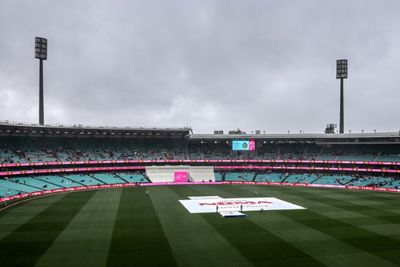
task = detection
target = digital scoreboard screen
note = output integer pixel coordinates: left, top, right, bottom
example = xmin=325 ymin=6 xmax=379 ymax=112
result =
xmin=232 ymin=140 xmax=256 ymax=151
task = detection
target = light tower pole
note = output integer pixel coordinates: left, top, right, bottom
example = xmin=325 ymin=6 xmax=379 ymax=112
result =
xmin=35 ymin=37 xmax=47 ymax=125
xmin=336 ymin=59 xmax=348 ymax=134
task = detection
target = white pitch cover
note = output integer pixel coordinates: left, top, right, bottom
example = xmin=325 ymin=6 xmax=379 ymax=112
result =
xmin=179 ymin=197 xmax=305 ymax=214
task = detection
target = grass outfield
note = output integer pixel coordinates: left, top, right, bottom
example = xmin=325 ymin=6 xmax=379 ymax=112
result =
xmin=0 ymin=185 xmax=400 ymax=267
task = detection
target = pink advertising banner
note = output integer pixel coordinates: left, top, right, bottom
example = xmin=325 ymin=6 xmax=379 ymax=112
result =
xmin=1 ymin=159 xmax=400 ymax=169
xmin=174 ymin=171 xmax=189 ymax=182
xmin=1 ymin=181 xmax=399 ymax=206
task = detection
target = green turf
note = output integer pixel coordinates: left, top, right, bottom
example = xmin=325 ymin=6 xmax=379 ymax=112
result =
xmin=0 ymin=185 xmax=399 ymax=267
xmin=107 ymin=187 xmax=177 ymax=266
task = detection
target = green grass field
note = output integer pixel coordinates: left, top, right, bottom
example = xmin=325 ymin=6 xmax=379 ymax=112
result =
xmin=1 ymin=184 xmax=400 ymax=267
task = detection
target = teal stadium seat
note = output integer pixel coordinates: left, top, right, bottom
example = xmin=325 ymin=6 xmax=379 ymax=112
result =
xmin=349 ymin=176 xmax=392 ymax=187
xmin=10 ymin=177 xmax=61 ymax=190
xmin=284 ymin=174 xmax=318 ymax=183
xmin=117 ymin=173 xmax=148 ymax=183
xmin=384 ymin=179 xmax=400 ymax=188
xmin=313 ymin=175 xmax=353 ymax=185
xmin=214 ymin=173 xmax=223 ymax=182
xmin=62 ymin=174 xmax=104 ymax=186
xmin=0 ymin=179 xmax=39 ymax=194
xmin=91 ymin=173 xmax=125 ymax=184
xmin=0 ymin=186 xmax=21 ymax=197
xmin=225 ymin=172 xmax=255 ymax=182
xmin=36 ymin=175 xmax=86 ymax=188
xmin=254 ymin=173 xmax=284 ymax=182
xmin=376 ymin=155 xmax=400 ymax=162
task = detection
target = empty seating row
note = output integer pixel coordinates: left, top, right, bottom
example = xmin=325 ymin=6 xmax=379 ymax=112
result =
xmin=224 ymin=172 xmax=255 ymax=182
xmin=313 ymin=175 xmax=353 ymax=185
xmin=117 ymin=173 xmax=148 ymax=183
xmin=254 ymin=173 xmax=284 ymax=182
xmin=10 ymin=177 xmax=61 ymax=190
xmin=91 ymin=173 xmax=125 ymax=184
xmin=284 ymin=174 xmax=318 ymax=184
xmin=1 ymin=172 xmax=399 ymax=199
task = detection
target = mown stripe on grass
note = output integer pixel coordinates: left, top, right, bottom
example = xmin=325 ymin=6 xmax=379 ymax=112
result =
xmin=268 ymin=187 xmax=400 ymax=265
xmin=334 ymin=189 xmax=400 ymax=202
xmin=281 ymin=209 xmax=400 ymax=265
xmin=150 ymin=186 xmax=252 ymax=267
xmin=293 ymin=187 xmax=400 ymax=225
xmin=107 ymin=187 xmax=177 ymax=267
xmin=0 ymin=194 xmax=65 ymax=240
xmin=226 ymin=185 xmax=398 ymax=267
xmin=35 ymin=189 xmax=122 ymax=267
xmin=290 ymin=187 xmax=398 ymax=204
xmin=169 ymin=185 xmax=325 ymax=267
xmin=0 ymin=190 xmax=96 ymax=267
xmin=287 ymin=186 xmax=399 ymax=207
xmin=279 ymin=187 xmax=400 ymax=231
xmin=250 ymin=212 xmax=397 ymax=267
xmin=202 ymin=209 xmax=325 ymax=267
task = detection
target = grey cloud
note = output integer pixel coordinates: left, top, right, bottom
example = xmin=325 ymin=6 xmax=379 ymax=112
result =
xmin=0 ymin=0 xmax=400 ymax=133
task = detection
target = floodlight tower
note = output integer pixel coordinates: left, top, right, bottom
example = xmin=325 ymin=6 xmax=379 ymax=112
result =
xmin=35 ymin=37 xmax=47 ymax=125
xmin=336 ymin=59 xmax=348 ymax=134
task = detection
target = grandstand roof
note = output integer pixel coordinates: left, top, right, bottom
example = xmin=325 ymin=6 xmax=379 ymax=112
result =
xmin=189 ymin=133 xmax=400 ymax=144
xmin=2 ymin=121 xmax=400 ymax=144
xmin=0 ymin=121 xmax=191 ymax=139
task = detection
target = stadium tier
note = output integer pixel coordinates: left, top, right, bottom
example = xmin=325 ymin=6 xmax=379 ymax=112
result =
xmin=0 ymin=172 xmax=150 ymax=198
xmin=1 ymin=122 xmax=400 ymax=163
xmin=1 ymin=172 xmax=399 ymax=198
xmin=2 ymin=138 xmax=400 ymax=163
xmin=0 ymin=169 xmax=393 ymax=197
xmin=1 ymin=122 xmax=400 ymax=201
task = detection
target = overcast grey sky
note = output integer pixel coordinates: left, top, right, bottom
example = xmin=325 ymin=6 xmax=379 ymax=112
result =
xmin=0 ymin=0 xmax=399 ymax=133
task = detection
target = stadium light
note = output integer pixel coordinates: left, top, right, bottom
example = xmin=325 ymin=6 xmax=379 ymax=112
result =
xmin=336 ymin=59 xmax=348 ymax=134
xmin=35 ymin=37 xmax=47 ymax=125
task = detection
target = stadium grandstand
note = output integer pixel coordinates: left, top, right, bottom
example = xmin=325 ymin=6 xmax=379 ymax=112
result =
xmin=1 ymin=121 xmax=400 ymax=200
